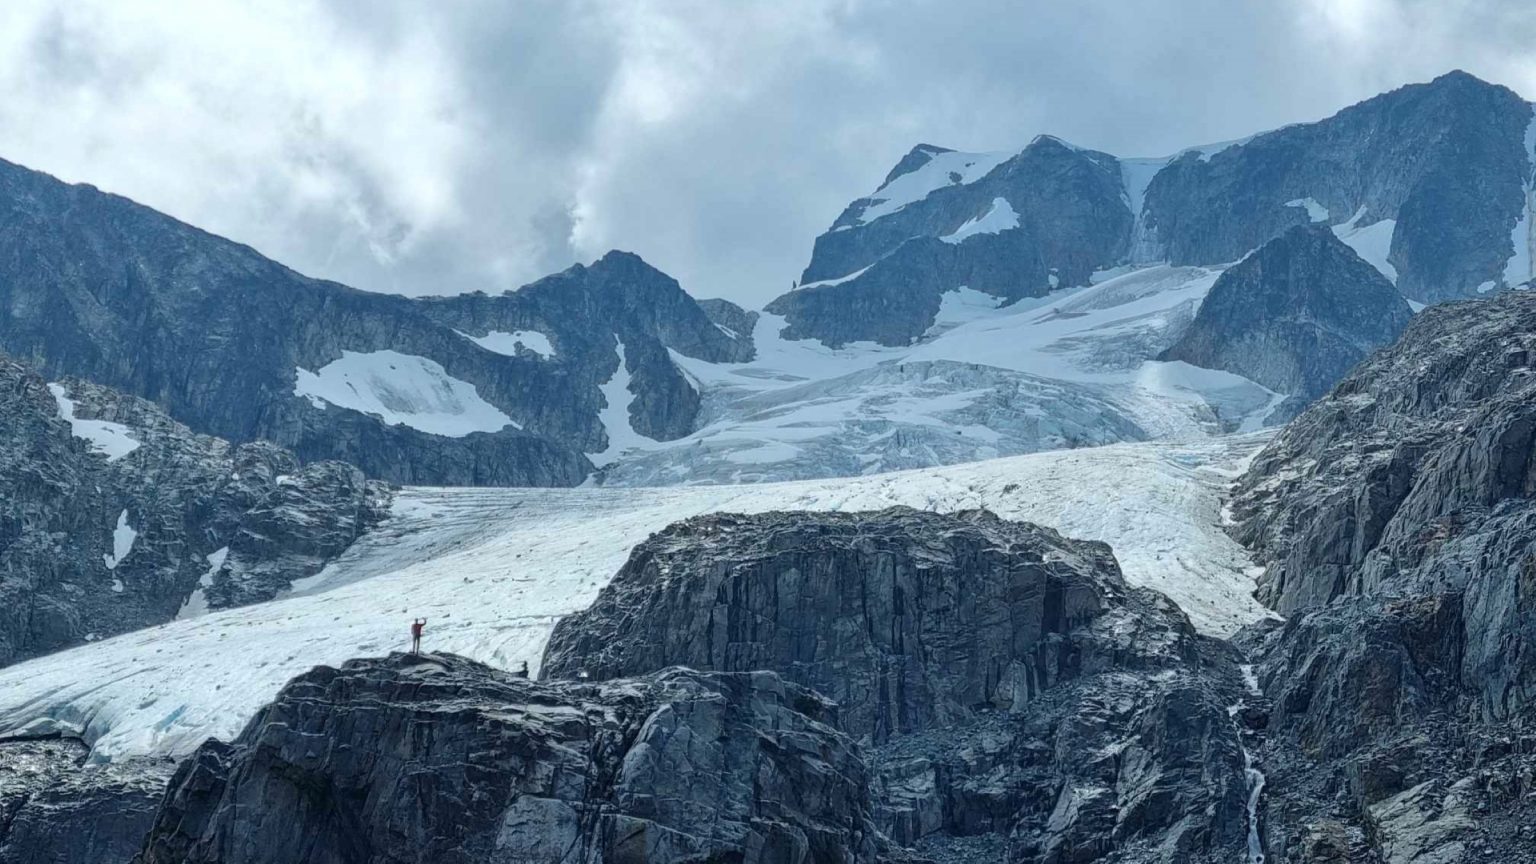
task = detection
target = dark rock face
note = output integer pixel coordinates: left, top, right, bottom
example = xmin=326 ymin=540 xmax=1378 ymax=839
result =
xmin=1230 ymin=286 xmax=1536 ymax=861
xmin=1160 ymin=224 xmax=1412 ymax=405
xmin=1235 ymin=598 xmax=1536 ymax=864
xmin=1145 ymin=71 xmax=1533 ymax=303
xmin=697 ymin=297 xmax=761 ymax=353
xmin=0 ymin=355 xmax=391 ymax=666
xmin=777 ymin=71 xmax=1534 ymax=349
xmin=1230 ymin=290 xmax=1536 ymax=683
xmin=775 ymin=136 xmax=1132 ymax=346
xmin=0 ymin=738 xmax=172 ymax=864
xmin=134 ymin=653 xmax=899 ymax=864
xmin=0 ymin=156 xmax=742 ymax=485
xmin=543 ymin=508 xmax=1253 ymax=861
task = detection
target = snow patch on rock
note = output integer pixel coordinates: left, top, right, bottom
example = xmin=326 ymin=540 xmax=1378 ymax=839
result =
xmin=176 ymin=547 xmax=229 ymax=621
xmin=103 ymin=510 xmax=137 ymax=572
xmin=48 ymin=383 xmax=140 ymax=461
xmin=941 ymin=197 xmax=1019 ymax=244
xmin=588 ymin=341 xmax=659 ymax=467
xmin=1332 ymin=208 xmax=1398 ymax=283
xmin=294 ymin=350 xmax=515 ymax=437
xmin=1285 ymin=197 xmax=1330 ymax=223
xmin=459 ymin=329 xmax=555 ymax=359
xmin=856 ymin=149 xmax=1011 ymax=225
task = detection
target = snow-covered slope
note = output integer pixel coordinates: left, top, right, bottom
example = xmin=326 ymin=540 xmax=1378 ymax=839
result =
xmin=294 ymin=349 xmax=515 ymax=437
xmin=0 ymin=435 xmax=1272 ymax=762
xmin=605 ymin=264 xmax=1277 ymax=483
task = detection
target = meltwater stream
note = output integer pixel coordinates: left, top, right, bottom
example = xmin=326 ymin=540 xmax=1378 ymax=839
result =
xmin=1235 ymin=663 xmax=1267 ymax=863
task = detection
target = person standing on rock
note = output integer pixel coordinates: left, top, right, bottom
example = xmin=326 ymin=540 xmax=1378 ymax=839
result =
xmin=410 ymin=618 xmax=426 ymax=654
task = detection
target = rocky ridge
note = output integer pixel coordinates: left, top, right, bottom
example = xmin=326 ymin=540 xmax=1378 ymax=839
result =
xmin=133 ymin=654 xmax=902 ymax=864
xmin=0 ymin=354 xmax=391 ymax=666
xmin=1229 ymin=287 xmax=1536 ymax=861
xmin=543 ymin=508 xmax=1256 ymax=862
xmin=777 ymin=71 xmax=1534 ymax=348
xmin=0 ymin=155 xmax=748 ymax=486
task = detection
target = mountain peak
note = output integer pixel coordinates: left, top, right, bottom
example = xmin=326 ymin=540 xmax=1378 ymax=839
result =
xmin=879 ymin=143 xmax=957 ymax=189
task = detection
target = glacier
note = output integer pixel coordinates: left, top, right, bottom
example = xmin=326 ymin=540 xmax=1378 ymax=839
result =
xmin=0 ymin=434 xmax=1273 ymax=763
xmin=605 ymin=263 xmax=1277 ymax=483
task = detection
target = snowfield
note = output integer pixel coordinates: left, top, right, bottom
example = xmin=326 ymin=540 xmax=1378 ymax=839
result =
xmin=293 ymin=349 xmax=515 ymax=437
xmin=0 ymin=435 xmax=1272 ymax=763
xmin=612 ymin=264 xmax=1279 ymax=484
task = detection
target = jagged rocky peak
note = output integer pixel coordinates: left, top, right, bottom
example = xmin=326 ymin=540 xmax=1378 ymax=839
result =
xmin=775 ymin=70 xmax=1534 ymax=350
xmin=774 ymin=131 xmax=1132 ymax=347
xmin=0 ymin=155 xmax=739 ymax=487
xmin=0 ymin=354 xmax=391 ymax=666
xmin=544 ymin=507 xmax=1256 ymax=860
xmin=134 ymin=653 xmax=903 ymax=864
xmin=1143 ymin=69 xmax=1535 ymax=301
xmin=1160 ymin=223 xmax=1413 ymax=416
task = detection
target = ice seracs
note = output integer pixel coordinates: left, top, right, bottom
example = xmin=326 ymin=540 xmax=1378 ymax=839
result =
xmin=293 ymin=349 xmax=515 ymax=437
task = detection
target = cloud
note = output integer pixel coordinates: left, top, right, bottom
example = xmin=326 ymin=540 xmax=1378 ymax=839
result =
xmin=0 ymin=0 xmax=1531 ymax=306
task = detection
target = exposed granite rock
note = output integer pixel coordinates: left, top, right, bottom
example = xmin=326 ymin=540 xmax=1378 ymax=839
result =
xmin=777 ymin=136 xmax=1131 ymax=346
xmin=0 ymin=155 xmax=740 ymax=485
xmin=1234 ymin=600 xmax=1536 ymax=864
xmin=543 ymin=508 xmax=1254 ymax=861
xmin=1229 ymin=285 xmax=1536 ymax=862
xmin=1145 ymin=71 xmax=1533 ymax=304
xmin=134 ymin=653 xmax=902 ymax=864
xmin=1160 ymin=224 xmax=1412 ymax=410
xmin=779 ymin=71 xmax=1534 ymax=351
xmin=0 ymin=355 xmax=391 ymax=665
xmin=1230 ymin=289 xmax=1536 ymax=720
xmin=0 ymin=737 xmax=172 ymax=864
xmin=697 ymin=297 xmax=761 ymax=354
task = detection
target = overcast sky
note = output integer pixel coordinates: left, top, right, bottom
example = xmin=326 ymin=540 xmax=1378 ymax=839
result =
xmin=1 ymin=1 xmax=1533 ymax=307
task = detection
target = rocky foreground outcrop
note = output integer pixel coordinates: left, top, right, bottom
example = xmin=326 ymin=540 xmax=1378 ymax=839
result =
xmin=134 ymin=654 xmax=901 ymax=864
xmin=544 ymin=508 xmax=1256 ymax=862
xmin=0 ymin=738 xmax=172 ymax=864
xmin=1231 ymin=288 xmax=1536 ymax=862
xmin=0 ymin=355 xmax=391 ymax=665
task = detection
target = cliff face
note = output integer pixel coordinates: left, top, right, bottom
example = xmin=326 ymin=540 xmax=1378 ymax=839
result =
xmin=0 ymin=355 xmax=390 ymax=665
xmin=1230 ymin=289 xmax=1536 ymax=719
xmin=1230 ymin=287 xmax=1536 ymax=861
xmin=1160 ymin=224 xmax=1412 ymax=413
xmin=133 ymin=654 xmax=900 ymax=864
xmin=544 ymin=508 xmax=1255 ymax=861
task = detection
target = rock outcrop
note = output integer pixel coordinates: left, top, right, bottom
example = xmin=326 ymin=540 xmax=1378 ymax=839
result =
xmin=134 ymin=653 xmax=901 ymax=864
xmin=1159 ymin=224 xmax=1412 ymax=412
xmin=543 ymin=508 xmax=1255 ymax=861
xmin=0 ymin=156 xmax=746 ymax=486
xmin=0 ymin=355 xmax=391 ymax=665
xmin=1230 ymin=287 xmax=1536 ymax=862
xmin=0 ymin=737 xmax=172 ymax=864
